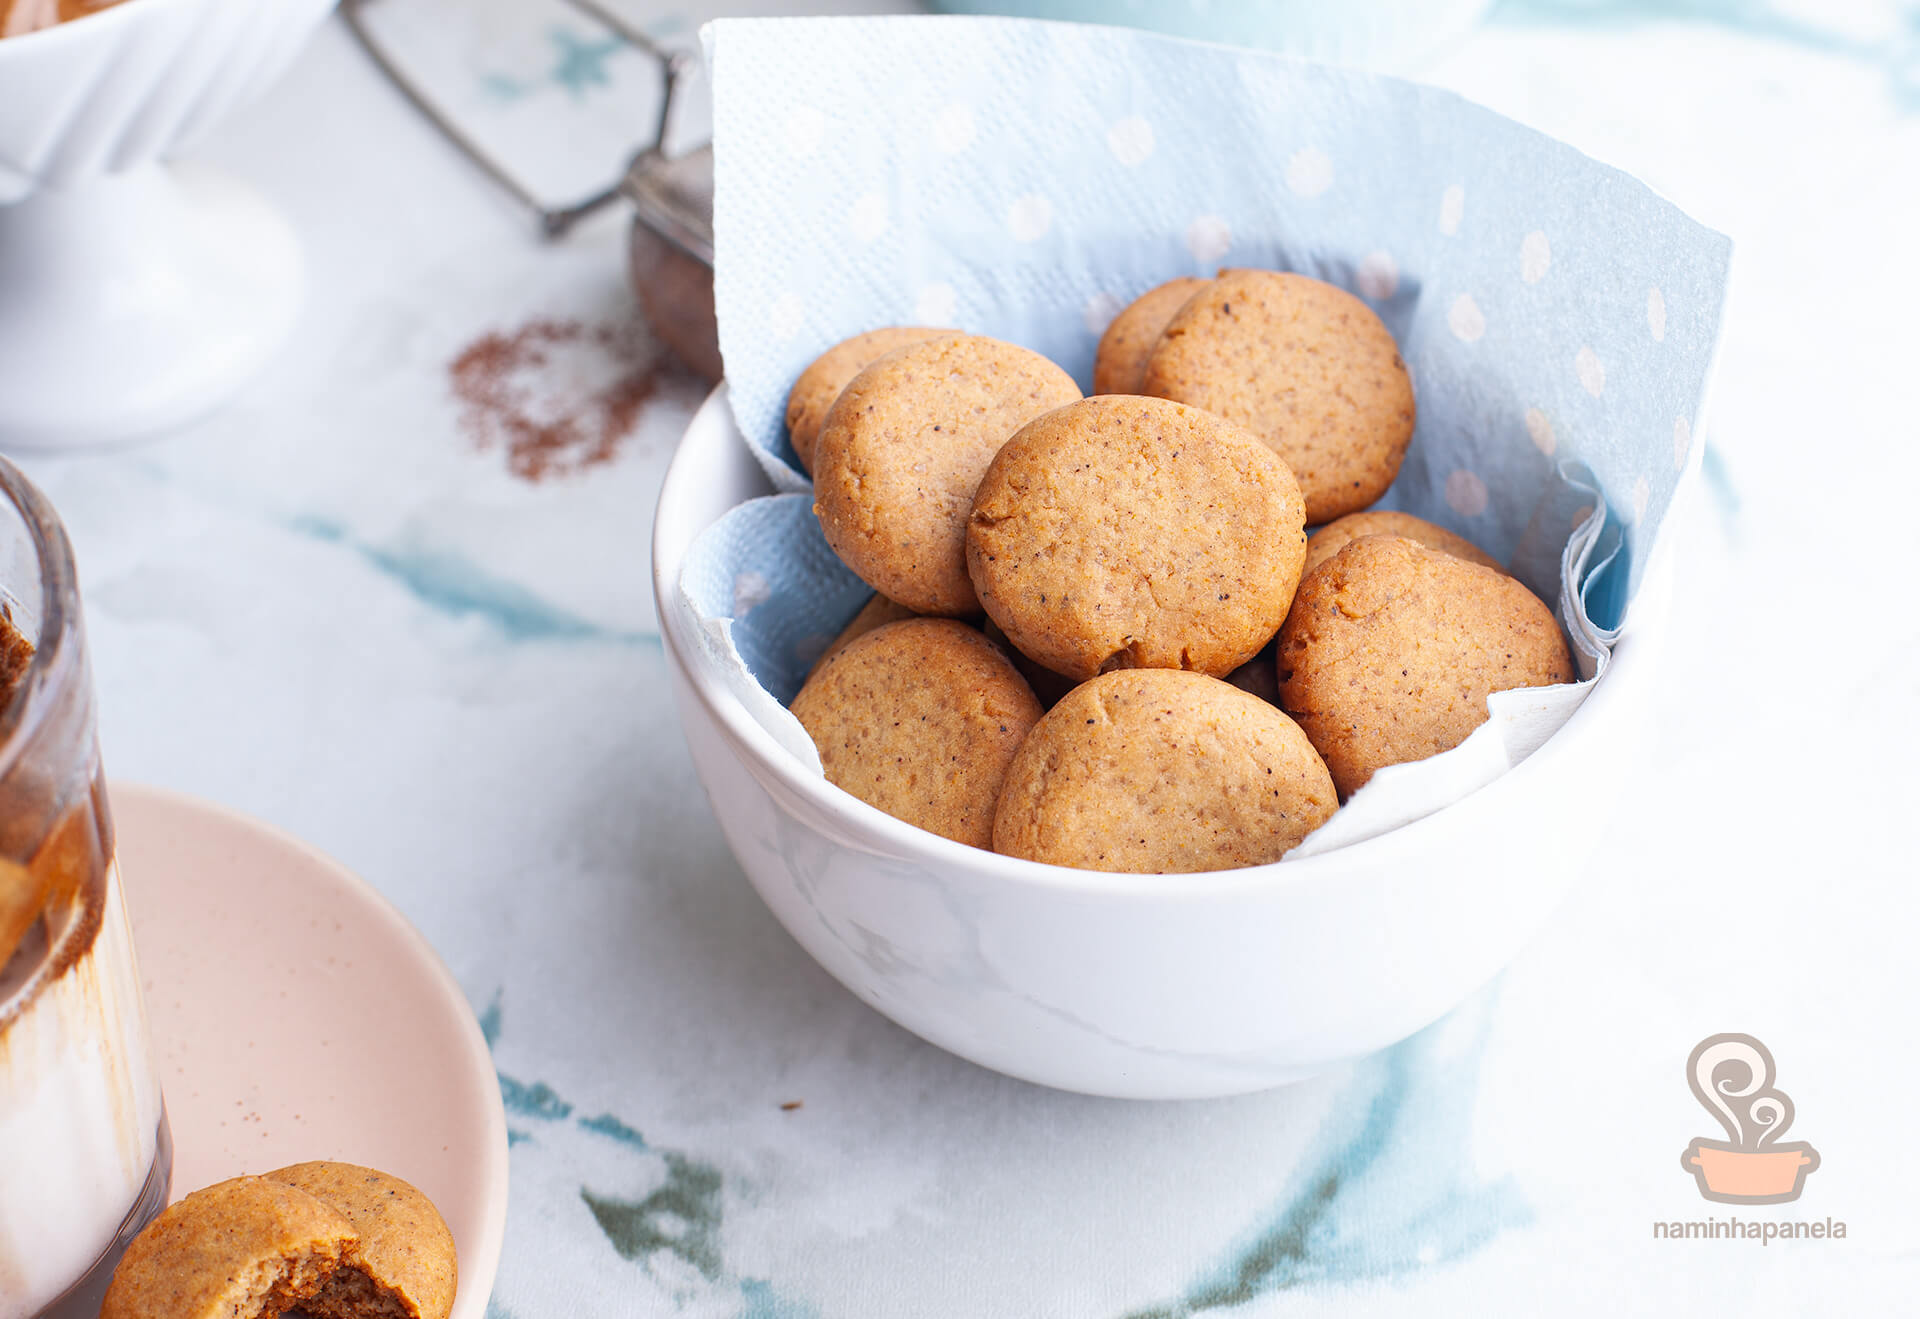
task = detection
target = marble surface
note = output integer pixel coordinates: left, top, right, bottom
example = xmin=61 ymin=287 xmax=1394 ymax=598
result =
xmin=17 ymin=2 xmax=1918 ymax=1314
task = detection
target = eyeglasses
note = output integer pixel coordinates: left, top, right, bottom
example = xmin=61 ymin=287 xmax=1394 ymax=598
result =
xmin=340 ymin=0 xmax=719 ymax=375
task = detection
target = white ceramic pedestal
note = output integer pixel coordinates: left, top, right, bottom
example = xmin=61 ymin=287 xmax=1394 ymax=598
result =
xmin=0 ymin=161 xmax=303 ymax=450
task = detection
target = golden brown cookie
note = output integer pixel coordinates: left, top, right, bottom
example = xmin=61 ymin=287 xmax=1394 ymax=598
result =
xmin=102 ymin=1176 xmax=355 ymax=1319
xmin=807 ymin=592 xmax=919 ymax=676
xmin=1277 ymin=535 xmax=1575 ymax=796
xmin=1303 ymin=510 xmax=1502 ymax=576
xmin=790 ymin=618 xmax=1043 ymax=847
xmin=1141 ymin=269 xmax=1416 ymax=523
xmin=785 ymin=327 xmax=950 ymax=474
xmin=992 ymin=669 xmax=1337 ymax=873
xmin=1092 ymin=277 xmax=1210 ymax=395
xmin=813 ymin=335 xmax=1082 ymax=615
xmin=265 ymin=1163 xmax=458 ymax=1319
xmin=967 ymin=395 xmax=1307 ymax=681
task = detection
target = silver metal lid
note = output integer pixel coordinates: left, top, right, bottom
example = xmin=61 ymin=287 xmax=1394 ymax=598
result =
xmin=622 ymin=145 xmax=714 ymax=269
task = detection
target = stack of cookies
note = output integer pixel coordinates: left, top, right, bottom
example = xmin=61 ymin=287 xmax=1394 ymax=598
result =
xmin=103 ymin=1162 xmax=456 ymax=1319
xmin=784 ymin=269 xmax=1574 ymax=874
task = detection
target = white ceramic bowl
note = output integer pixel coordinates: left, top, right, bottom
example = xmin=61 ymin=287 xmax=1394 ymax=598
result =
xmin=0 ymin=0 xmax=336 ymax=447
xmin=653 ymin=386 xmax=1673 ymax=1100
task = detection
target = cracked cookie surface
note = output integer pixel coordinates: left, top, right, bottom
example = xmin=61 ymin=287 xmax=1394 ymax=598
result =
xmin=992 ymin=669 xmax=1336 ymax=873
xmin=967 ymin=395 xmax=1307 ymax=681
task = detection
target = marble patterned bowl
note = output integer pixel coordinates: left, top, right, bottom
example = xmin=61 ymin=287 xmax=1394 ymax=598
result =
xmin=653 ymin=385 xmax=1673 ymax=1100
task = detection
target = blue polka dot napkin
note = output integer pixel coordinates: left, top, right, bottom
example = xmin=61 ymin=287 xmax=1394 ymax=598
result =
xmin=677 ymin=14 xmax=1730 ymax=848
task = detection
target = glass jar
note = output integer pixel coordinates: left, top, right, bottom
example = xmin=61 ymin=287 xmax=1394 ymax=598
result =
xmin=0 ymin=458 xmax=168 ymax=1318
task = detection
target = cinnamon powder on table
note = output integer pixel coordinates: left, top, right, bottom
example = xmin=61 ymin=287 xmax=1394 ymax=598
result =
xmin=448 ymin=317 xmax=670 ymax=483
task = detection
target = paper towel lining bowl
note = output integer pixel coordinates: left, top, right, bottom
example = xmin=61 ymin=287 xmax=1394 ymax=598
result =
xmin=653 ymin=385 xmax=1677 ymax=1099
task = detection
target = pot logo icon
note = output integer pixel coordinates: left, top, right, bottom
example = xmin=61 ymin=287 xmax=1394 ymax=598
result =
xmin=1682 ymin=1034 xmax=1820 ymax=1205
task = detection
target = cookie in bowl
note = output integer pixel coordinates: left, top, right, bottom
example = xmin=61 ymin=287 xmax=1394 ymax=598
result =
xmin=790 ymin=617 xmax=1043 ymax=848
xmin=992 ymin=669 xmax=1337 ymax=873
xmin=784 ymin=326 xmax=950 ymax=474
xmin=1277 ymin=534 xmax=1575 ymax=796
xmin=812 ymin=335 xmax=1081 ymax=615
xmin=1302 ymin=509 xmax=1503 ymax=576
xmin=1092 ymin=276 xmax=1209 ymax=395
xmin=807 ymin=591 xmax=919 ymax=677
xmin=967 ymin=395 xmax=1307 ymax=681
xmin=1141 ymin=269 xmax=1415 ymax=524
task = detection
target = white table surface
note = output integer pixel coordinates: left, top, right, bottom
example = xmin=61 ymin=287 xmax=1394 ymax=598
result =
xmin=19 ymin=3 xmax=1918 ymax=1315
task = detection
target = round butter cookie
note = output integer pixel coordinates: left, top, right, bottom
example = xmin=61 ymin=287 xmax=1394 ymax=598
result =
xmin=790 ymin=618 xmax=1043 ymax=848
xmin=265 ymin=1162 xmax=458 ymax=1319
xmin=1141 ymin=269 xmax=1415 ymax=523
xmin=1092 ymin=276 xmax=1210 ymax=395
xmin=785 ymin=327 xmax=950 ymax=474
xmin=813 ymin=335 xmax=1081 ymax=615
xmin=1277 ymin=535 xmax=1575 ymax=796
xmin=1302 ymin=510 xmax=1502 ymax=576
xmin=992 ymin=669 xmax=1337 ymax=873
xmin=967 ymin=395 xmax=1307 ymax=681
xmin=102 ymin=1177 xmax=355 ymax=1319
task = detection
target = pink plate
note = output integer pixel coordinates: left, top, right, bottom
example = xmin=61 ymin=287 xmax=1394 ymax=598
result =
xmin=113 ymin=781 xmax=507 ymax=1316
